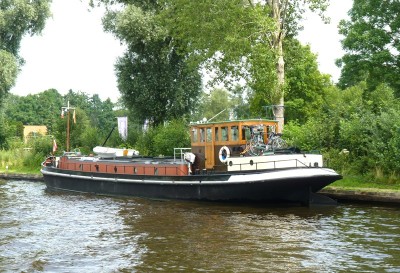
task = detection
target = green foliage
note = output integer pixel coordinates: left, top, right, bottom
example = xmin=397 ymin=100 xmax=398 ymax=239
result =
xmin=162 ymin=0 xmax=330 ymax=115
xmin=64 ymin=91 xmax=116 ymax=133
xmin=284 ymin=118 xmax=336 ymax=152
xmin=0 ymin=113 xmax=7 ymax=148
xmin=153 ymin=120 xmax=190 ymax=156
xmin=101 ymin=122 xmax=142 ymax=151
xmin=194 ymin=89 xmax=231 ymax=122
xmin=285 ymin=82 xmax=400 ymax=182
xmin=164 ymin=0 xmax=277 ymax=105
xmin=0 ymin=149 xmax=21 ymax=170
xmin=4 ymin=90 xmax=63 ymax=133
xmin=79 ymin=127 xmax=101 ymax=155
xmin=133 ymin=120 xmax=190 ymax=157
xmin=0 ymin=0 xmax=51 ymax=101
xmin=283 ymin=39 xmax=332 ymax=123
xmin=135 ymin=126 xmax=157 ymax=156
xmin=102 ymin=2 xmax=202 ymax=126
xmin=0 ymin=50 xmax=18 ymax=102
xmin=330 ymin=175 xmax=400 ymax=191
xmin=53 ymin=107 xmax=91 ymax=151
xmin=22 ymin=136 xmax=53 ymax=170
xmin=337 ymin=0 xmax=400 ymax=95
xmin=27 ymin=136 xmax=52 ymax=155
xmin=3 ymin=89 xmax=119 ymax=153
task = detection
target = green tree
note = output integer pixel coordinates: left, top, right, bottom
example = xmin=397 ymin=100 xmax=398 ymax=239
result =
xmin=63 ymin=90 xmax=116 ymax=136
xmin=230 ymin=85 xmax=252 ymax=120
xmin=285 ymin=82 xmax=400 ymax=179
xmin=337 ymin=0 xmax=400 ymax=95
xmin=0 ymin=50 xmax=18 ymax=102
xmin=4 ymin=89 xmax=63 ymax=132
xmin=283 ymin=38 xmax=332 ymax=123
xmin=194 ymin=89 xmax=231 ymax=122
xmin=0 ymin=0 xmax=51 ymax=103
xmin=100 ymin=2 xmax=202 ymax=126
xmin=164 ymin=0 xmax=329 ymax=131
xmin=53 ymin=107 xmax=90 ymax=152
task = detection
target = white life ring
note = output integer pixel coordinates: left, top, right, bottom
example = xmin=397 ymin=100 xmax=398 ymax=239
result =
xmin=219 ymin=146 xmax=231 ymax=163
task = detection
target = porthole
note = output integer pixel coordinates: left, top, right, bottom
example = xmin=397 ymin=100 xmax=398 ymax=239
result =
xmin=229 ymin=161 xmax=233 ymax=166
xmin=250 ymin=160 xmax=254 ymax=166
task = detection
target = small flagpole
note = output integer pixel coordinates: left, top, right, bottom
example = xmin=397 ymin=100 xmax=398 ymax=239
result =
xmin=61 ymin=101 xmax=76 ymax=152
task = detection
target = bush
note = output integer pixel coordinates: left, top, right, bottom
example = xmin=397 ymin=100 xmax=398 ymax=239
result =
xmin=284 ymin=118 xmax=337 ymax=152
xmin=135 ymin=126 xmax=158 ymax=156
xmin=153 ymin=120 xmax=190 ymax=156
xmin=27 ymin=136 xmax=53 ymax=155
xmin=23 ymin=151 xmax=47 ymax=170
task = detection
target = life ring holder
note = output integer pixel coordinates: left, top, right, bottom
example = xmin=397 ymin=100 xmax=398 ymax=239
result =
xmin=219 ymin=146 xmax=231 ymax=163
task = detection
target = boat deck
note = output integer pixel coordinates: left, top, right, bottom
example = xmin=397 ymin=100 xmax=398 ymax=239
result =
xmin=54 ymin=155 xmax=190 ymax=176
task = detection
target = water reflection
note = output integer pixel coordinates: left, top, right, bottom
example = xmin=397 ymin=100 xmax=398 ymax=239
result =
xmin=0 ymin=181 xmax=145 ymax=272
xmin=0 ymin=180 xmax=399 ymax=272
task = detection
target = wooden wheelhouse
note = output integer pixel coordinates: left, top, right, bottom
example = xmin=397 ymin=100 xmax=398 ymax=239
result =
xmin=189 ymin=119 xmax=279 ymax=171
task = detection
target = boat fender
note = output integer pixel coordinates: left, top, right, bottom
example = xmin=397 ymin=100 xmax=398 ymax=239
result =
xmin=219 ymin=146 xmax=231 ymax=163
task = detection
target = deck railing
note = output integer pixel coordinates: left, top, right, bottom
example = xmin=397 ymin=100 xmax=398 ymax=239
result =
xmin=55 ymin=154 xmax=318 ymax=177
xmin=173 ymin=148 xmax=192 ymax=162
xmin=219 ymin=157 xmax=313 ymax=172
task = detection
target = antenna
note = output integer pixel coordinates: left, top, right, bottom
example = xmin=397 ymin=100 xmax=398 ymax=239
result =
xmin=207 ymin=108 xmax=227 ymax=122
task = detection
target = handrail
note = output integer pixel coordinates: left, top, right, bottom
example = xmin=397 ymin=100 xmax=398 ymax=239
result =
xmin=56 ymin=156 xmax=316 ymax=177
xmin=173 ymin=148 xmax=192 ymax=162
xmin=224 ymin=158 xmax=312 ymax=172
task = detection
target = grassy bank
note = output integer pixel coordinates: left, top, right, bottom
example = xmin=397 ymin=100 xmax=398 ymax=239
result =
xmin=0 ymin=167 xmax=41 ymax=175
xmin=328 ymin=175 xmax=400 ymax=192
xmin=0 ymin=149 xmax=43 ymax=175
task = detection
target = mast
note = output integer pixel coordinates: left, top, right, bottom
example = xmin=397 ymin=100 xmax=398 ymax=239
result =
xmin=61 ymin=101 xmax=76 ymax=152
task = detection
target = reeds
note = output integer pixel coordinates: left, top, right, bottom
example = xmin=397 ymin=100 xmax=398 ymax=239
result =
xmin=0 ymin=149 xmax=42 ymax=173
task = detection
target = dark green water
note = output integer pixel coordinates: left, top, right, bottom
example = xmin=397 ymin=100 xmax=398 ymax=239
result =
xmin=1 ymin=180 xmax=399 ymax=273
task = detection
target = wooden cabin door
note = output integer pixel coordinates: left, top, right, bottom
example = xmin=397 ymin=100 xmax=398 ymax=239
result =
xmin=205 ymin=127 xmax=214 ymax=169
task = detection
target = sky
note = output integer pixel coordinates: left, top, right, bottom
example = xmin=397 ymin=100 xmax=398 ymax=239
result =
xmin=10 ymin=0 xmax=353 ymax=103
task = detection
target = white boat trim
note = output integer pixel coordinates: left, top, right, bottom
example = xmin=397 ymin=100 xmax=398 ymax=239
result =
xmin=41 ymin=167 xmax=339 ymax=185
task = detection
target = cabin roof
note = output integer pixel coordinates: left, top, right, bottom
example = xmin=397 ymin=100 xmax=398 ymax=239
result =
xmin=189 ymin=118 xmax=278 ymax=127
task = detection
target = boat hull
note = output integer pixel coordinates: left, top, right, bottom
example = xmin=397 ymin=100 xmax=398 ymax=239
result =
xmin=41 ymin=166 xmax=341 ymax=205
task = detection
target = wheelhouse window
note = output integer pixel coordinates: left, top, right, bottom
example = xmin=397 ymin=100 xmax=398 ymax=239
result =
xmin=206 ymin=127 xmax=212 ymax=142
xmin=215 ymin=127 xmax=219 ymax=141
xmin=191 ymin=128 xmax=198 ymax=143
xmin=200 ymin=128 xmax=205 ymax=142
xmin=221 ymin=126 xmax=228 ymax=141
xmin=242 ymin=126 xmax=250 ymax=140
xmin=231 ymin=126 xmax=239 ymax=141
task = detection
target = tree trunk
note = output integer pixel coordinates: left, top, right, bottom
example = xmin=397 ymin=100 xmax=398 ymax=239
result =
xmin=270 ymin=0 xmax=285 ymax=133
xmin=275 ymin=45 xmax=285 ymax=133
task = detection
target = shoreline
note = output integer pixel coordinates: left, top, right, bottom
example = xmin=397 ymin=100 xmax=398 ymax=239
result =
xmin=320 ymin=187 xmax=400 ymax=204
xmin=1 ymin=173 xmax=400 ymax=204
xmin=0 ymin=173 xmax=43 ymax=182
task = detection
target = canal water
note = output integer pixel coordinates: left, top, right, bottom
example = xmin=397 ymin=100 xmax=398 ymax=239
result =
xmin=0 ymin=180 xmax=399 ymax=273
